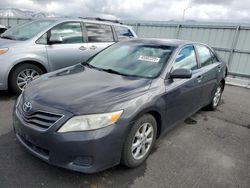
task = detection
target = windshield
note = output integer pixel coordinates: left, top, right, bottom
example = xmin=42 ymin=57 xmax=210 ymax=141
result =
xmin=87 ymin=42 xmax=175 ymax=78
xmin=1 ymin=20 xmax=56 ymax=41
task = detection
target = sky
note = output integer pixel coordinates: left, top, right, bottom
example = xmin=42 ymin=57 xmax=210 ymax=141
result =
xmin=0 ymin=0 xmax=250 ymax=21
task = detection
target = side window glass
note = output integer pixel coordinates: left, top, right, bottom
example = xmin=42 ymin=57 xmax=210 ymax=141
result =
xmin=50 ymin=22 xmax=83 ymax=44
xmin=115 ymin=26 xmax=134 ymax=40
xmin=210 ymin=51 xmax=219 ymax=63
xmin=36 ymin=33 xmax=47 ymax=44
xmin=196 ymin=45 xmax=218 ymax=67
xmin=173 ymin=46 xmax=198 ymax=71
xmin=86 ymin=23 xmax=114 ymax=42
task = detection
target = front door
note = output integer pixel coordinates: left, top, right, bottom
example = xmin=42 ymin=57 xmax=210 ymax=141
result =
xmin=46 ymin=22 xmax=90 ymax=71
xmin=165 ymin=45 xmax=203 ymax=127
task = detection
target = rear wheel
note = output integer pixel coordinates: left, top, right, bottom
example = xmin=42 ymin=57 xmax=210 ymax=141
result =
xmin=121 ymin=114 xmax=157 ymax=168
xmin=9 ymin=63 xmax=43 ymax=94
xmin=206 ymin=83 xmax=223 ymax=110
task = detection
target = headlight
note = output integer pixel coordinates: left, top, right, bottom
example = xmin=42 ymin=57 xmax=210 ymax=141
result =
xmin=0 ymin=48 xmax=8 ymax=54
xmin=57 ymin=110 xmax=123 ymax=133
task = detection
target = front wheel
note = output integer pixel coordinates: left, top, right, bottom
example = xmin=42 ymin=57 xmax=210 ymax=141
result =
xmin=121 ymin=114 xmax=157 ymax=168
xmin=206 ymin=83 xmax=223 ymax=110
xmin=9 ymin=63 xmax=43 ymax=94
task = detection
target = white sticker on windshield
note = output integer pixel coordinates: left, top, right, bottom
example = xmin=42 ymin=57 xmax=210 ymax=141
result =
xmin=138 ymin=55 xmax=160 ymax=63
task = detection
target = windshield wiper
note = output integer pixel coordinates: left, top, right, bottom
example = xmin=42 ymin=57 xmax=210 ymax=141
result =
xmin=102 ymin=69 xmax=129 ymax=76
xmin=82 ymin=62 xmax=104 ymax=71
xmin=82 ymin=62 xmax=129 ymax=76
xmin=82 ymin=62 xmax=98 ymax=69
xmin=1 ymin=35 xmax=16 ymax=40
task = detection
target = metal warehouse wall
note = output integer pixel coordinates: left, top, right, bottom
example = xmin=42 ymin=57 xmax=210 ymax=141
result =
xmin=0 ymin=17 xmax=31 ymax=27
xmin=123 ymin=21 xmax=250 ymax=78
xmin=1 ymin=17 xmax=250 ymax=77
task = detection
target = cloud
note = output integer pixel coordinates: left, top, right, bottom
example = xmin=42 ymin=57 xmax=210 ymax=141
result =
xmin=0 ymin=0 xmax=250 ymax=21
xmin=192 ymin=0 xmax=234 ymax=5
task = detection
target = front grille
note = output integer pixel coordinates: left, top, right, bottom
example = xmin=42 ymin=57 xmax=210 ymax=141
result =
xmin=17 ymin=108 xmax=63 ymax=130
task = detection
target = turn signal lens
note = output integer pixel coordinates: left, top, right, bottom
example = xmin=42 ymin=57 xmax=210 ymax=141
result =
xmin=0 ymin=48 xmax=8 ymax=54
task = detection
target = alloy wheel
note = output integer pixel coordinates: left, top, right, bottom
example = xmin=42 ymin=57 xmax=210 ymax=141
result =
xmin=213 ymin=86 xmax=222 ymax=107
xmin=131 ymin=122 xmax=154 ymax=160
xmin=17 ymin=69 xmax=40 ymax=90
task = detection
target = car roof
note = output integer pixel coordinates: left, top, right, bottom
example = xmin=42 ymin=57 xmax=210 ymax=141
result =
xmin=33 ymin=17 xmax=130 ymax=28
xmin=122 ymin=38 xmax=190 ymax=47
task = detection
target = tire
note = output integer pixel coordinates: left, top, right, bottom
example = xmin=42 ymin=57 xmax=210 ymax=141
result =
xmin=121 ymin=114 xmax=157 ymax=168
xmin=206 ymin=83 xmax=223 ymax=111
xmin=9 ymin=63 xmax=43 ymax=94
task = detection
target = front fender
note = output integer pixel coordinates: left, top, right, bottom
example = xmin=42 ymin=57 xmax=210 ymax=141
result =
xmin=115 ymin=84 xmax=166 ymax=137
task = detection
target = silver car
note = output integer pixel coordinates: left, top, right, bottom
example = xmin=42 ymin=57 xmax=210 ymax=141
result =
xmin=0 ymin=18 xmax=137 ymax=93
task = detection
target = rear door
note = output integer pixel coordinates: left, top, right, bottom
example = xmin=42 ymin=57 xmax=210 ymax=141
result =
xmin=85 ymin=23 xmax=115 ymax=57
xmin=195 ymin=44 xmax=220 ymax=106
xmin=45 ymin=22 xmax=90 ymax=70
xmin=165 ymin=45 xmax=203 ymax=127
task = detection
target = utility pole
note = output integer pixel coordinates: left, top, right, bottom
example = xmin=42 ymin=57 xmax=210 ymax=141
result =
xmin=182 ymin=0 xmax=191 ymax=21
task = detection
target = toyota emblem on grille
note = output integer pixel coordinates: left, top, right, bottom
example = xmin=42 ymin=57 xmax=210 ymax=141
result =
xmin=23 ymin=101 xmax=32 ymax=113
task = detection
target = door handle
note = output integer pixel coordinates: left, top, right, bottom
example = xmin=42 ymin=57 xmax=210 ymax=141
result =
xmin=197 ymin=75 xmax=202 ymax=83
xmin=79 ymin=46 xmax=87 ymax=51
xmin=218 ymin=66 xmax=221 ymax=72
xmin=89 ymin=45 xmax=97 ymax=50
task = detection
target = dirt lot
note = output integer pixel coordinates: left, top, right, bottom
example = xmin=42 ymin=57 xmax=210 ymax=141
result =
xmin=0 ymin=85 xmax=249 ymax=188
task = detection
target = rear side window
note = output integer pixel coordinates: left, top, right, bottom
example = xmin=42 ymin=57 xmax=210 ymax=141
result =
xmin=50 ymin=22 xmax=83 ymax=44
xmin=172 ymin=45 xmax=198 ymax=71
xmin=114 ymin=26 xmax=134 ymax=40
xmin=85 ymin=23 xmax=114 ymax=42
xmin=196 ymin=45 xmax=218 ymax=67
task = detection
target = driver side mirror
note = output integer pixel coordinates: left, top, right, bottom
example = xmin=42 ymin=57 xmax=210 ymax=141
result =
xmin=49 ymin=35 xmax=63 ymax=45
xmin=170 ymin=68 xmax=192 ymax=79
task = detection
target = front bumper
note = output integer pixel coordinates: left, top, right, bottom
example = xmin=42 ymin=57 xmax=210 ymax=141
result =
xmin=13 ymin=110 xmax=127 ymax=173
xmin=0 ymin=60 xmax=10 ymax=90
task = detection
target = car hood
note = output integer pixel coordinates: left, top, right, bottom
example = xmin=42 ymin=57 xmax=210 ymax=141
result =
xmin=0 ymin=38 xmax=23 ymax=47
xmin=25 ymin=64 xmax=152 ymax=114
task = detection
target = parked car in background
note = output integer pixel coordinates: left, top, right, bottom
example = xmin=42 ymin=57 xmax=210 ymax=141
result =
xmin=13 ymin=39 xmax=227 ymax=173
xmin=0 ymin=18 xmax=137 ymax=93
xmin=0 ymin=24 xmax=7 ymax=35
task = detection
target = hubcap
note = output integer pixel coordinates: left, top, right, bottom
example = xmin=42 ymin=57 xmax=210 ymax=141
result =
xmin=17 ymin=69 xmax=40 ymax=90
xmin=131 ymin=122 xmax=154 ymax=160
xmin=213 ymin=86 xmax=222 ymax=107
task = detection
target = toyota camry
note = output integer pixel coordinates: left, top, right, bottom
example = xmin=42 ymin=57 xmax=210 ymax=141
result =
xmin=13 ymin=39 xmax=227 ymax=173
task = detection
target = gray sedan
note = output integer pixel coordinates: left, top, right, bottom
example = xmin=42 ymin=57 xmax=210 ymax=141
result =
xmin=13 ymin=39 xmax=227 ymax=173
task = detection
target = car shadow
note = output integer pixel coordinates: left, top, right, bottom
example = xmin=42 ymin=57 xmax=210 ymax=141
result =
xmin=0 ymin=90 xmax=18 ymax=101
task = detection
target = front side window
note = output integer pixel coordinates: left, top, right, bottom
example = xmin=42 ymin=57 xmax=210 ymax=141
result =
xmin=86 ymin=23 xmax=114 ymax=42
xmin=115 ymin=26 xmax=134 ymax=40
xmin=86 ymin=42 xmax=174 ymax=78
xmin=196 ymin=45 xmax=218 ymax=67
xmin=172 ymin=45 xmax=198 ymax=71
xmin=50 ymin=22 xmax=83 ymax=44
xmin=36 ymin=33 xmax=47 ymax=44
xmin=1 ymin=20 xmax=56 ymax=41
